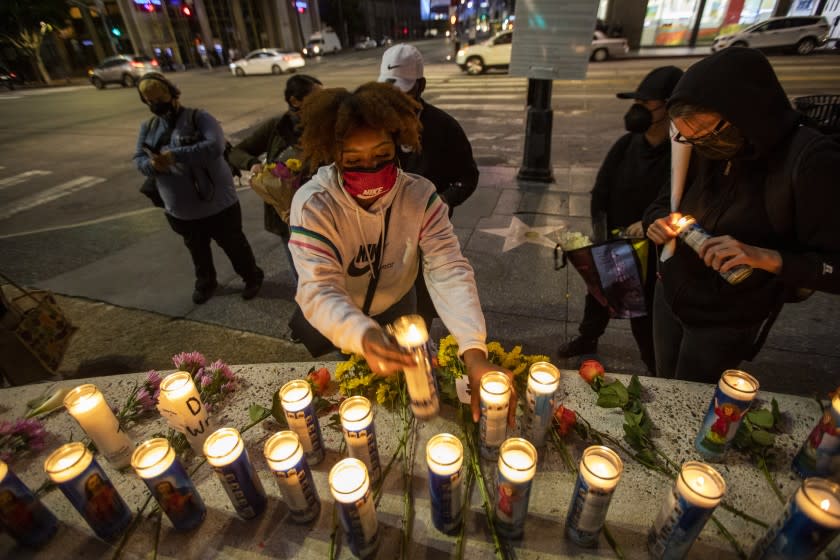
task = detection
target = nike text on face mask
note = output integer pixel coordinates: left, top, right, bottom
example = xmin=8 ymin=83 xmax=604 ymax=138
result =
xmin=341 ymin=161 xmax=398 ymax=201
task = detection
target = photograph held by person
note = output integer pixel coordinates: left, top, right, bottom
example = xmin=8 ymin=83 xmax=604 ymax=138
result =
xmin=376 ymin=44 xmax=479 ymax=328
xmin=228 ymin=74 xmax=323 ymax=272
xmin=133 ymin=73 xmax=264 ymax=305
xmin=288 ymin=82 xmax=512 ymax=422
xmin=643 ymin=48 xmax=840 ymax=384
xmin=558 ymin=66 xmax=684 ymax=375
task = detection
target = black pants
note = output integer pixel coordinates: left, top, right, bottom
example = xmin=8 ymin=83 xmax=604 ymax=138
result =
xmin=165 ymin=202 xmax=260 ymax=290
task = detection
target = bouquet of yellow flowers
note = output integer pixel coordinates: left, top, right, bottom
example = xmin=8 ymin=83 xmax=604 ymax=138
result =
xmin=249 ymin=157 xmax=303 ymax=224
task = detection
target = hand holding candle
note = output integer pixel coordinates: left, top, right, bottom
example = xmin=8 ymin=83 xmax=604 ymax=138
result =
xmin=389 ymin=315 xmax=439 ymax=420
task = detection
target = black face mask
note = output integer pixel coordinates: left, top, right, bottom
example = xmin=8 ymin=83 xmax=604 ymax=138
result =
xmin=148 ymin=101 xmax=174 ymax=117
xmin=692 ymin=125 xmax=746 ymax=160
xmin=624 ymin=104 xmax=653 ymax=133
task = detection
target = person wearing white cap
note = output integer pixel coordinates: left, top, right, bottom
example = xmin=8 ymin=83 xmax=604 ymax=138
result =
xmin=378 ymin=44 xmax=479 ymax=327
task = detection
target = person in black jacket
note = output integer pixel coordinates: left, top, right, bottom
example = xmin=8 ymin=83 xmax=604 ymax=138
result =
xmin=644 ymin=48 xmax=840 ymax=384
xmin=558 ymin=66 xmax=683 ymax=374
xmin=378 ymin=44 xmax=479 ymax=328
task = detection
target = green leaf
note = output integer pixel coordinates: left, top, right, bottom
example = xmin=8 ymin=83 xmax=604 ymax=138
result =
xmin=248 ymin=403 xmax=270 ymax=423
xmin=597 ymin=393 xmax=623 ymax=409
xmin=771 ymin=398 xmax=782 ymax=429
xmin=596 ymin=381 xmax=629 ymax=409
xmin=751 ymin=429 xmax=775 ymax=447
xmin=747 ymin=409 xmax=774 ymax=430
xmin=624 ymin=409 xmax=644 ymax=428
xmin=627 ymin=375 xmax=642 ymax=401
xmin=271 ymin=389 xmax=285 ymax=424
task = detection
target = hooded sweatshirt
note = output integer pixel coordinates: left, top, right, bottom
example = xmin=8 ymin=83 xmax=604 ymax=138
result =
xmin=288 ymin=164 xmax=487 ymax=356
xmin=643 ymin=48 xmax=840 ymax=327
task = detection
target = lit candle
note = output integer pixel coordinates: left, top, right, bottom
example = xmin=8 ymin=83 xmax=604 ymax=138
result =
xmin=494 ymin=437 xmax=538 ymax=540
xmin=263 ymin=431 xmax=321 ymax=524
xmin=649 ymin=461 xmax=726 ymax=559
xmin=792 ymin=394 xmax=840 ymax=479
xmin=426 ymin=433 xmax=464 ymax=534
xmin=64 ymin=384 xmax=133 ymax=468
xmin=340 ymin=396 xmax=382 ymax=485
xmin=157 ymin=371 xmax=211 ymax=455
xmin=329 ymin=458 xmax=380 ymax=558
xmin=203 ymin=427 xmax=267 ymax=520
xmin=695 ymin=369 xmax=759 ymax=461
xmin=279 ymin=379 xmax=325 ymax=465
xmin=751 ymin=477 xmax=840 ymax=560
xmin=44 ymin=442 xmax=132 ymax=540
xmin=389 ymin=315 xmax=439 ymax=420
xmin=131 ymin=438 xmax=206 ymax=531
xmin=479 ymin=371 xmax=511 ymax=459
xmin=0 ymin=459 xmax=58 ymax=547
xmin=522 ymin=362 xmax=561 ymax=447
xmin=565 ymin=445 xmax=624 ymax=547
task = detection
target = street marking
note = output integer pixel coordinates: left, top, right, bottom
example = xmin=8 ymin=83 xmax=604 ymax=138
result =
xmin=0 ymin=176 xmax=105 ymax=221
xmin=0 ymin=170 xmax=52 ymax=189
xmin=435 ymin=94 xmax=524 ymax=101
xmin=0 ymin=95 xmax=23 ymax=100
xmin=15 ymin=86 xmax=91 ymax=97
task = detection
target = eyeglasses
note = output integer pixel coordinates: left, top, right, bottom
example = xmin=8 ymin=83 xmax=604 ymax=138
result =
xmin=672 ymin=119 xmax=730 ymax=146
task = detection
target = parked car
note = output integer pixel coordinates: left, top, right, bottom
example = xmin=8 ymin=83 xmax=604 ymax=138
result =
xmin=455 ymin=30 xmax=628 ymax=74
xmin=379 ymin=36 xmax=394 ymax=47
xmin=88 ymin=55 xmax=158 ymax=89
xmin=229 ymin=48 xmax=305 ymax=76
xmin=0 ymin=66 xmax=23 ymax=90
xmin=354 ymin=37 xmax=378 ymax=50
xmin=303 ymin=30 xmax=342 ymax=57
xmin=711 ymin=16 xmax=829 ymax=55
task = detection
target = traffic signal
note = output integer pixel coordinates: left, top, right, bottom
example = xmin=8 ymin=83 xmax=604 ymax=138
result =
xmin=111 ymin=27 xmax=122 ymax=37
xmin=181 ymin=4 xmax=193 ymax=16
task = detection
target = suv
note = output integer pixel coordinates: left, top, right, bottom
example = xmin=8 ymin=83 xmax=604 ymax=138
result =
xmin=88 ymin=55 xmax=159 ymax=89
xmin=712 ymin=16 xmax=829 ymax=55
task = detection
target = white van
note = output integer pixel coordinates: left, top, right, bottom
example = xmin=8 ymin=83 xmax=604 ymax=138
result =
xmin=303 ymin=31 xmax=342 ymax=57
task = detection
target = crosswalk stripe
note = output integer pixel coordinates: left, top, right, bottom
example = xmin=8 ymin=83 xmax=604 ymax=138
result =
xmin=0 ymin=170 xmax=52 ymax=189
xmin=436 ymin=93 xmax=523 ymax=101
xmin=0 ymin=176 xmax=106 ymax=221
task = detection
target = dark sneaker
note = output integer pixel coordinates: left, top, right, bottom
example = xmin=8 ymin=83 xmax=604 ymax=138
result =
xmin=557 ymin=336 xmax=598 ymax=358
xmin=192 ymin=282 xmax=217 ymax=304
xmin=242 ymin=268 xmax=264 ymax=300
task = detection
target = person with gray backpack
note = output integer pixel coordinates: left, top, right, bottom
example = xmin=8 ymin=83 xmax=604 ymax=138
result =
xmin=133 ymin=73 xmax=263 ymax=305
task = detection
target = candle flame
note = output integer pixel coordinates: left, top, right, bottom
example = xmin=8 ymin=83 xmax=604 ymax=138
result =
xmin=821 ymin=499 xmax=830 ymax=511
xmin=696 ymin=476 xmax=705 ymax=488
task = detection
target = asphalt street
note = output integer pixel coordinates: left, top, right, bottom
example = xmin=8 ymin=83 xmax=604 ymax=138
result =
xmin=1 ymin=40 xmax=839 ymax=396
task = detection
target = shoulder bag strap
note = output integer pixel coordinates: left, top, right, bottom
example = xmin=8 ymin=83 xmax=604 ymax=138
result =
xmin=361 ymin=205 xmax=393 ymax=315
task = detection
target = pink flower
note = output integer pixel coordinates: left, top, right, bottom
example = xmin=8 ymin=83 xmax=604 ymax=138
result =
xmin=136 ymin=388 xmax=156 ymax=412
xmin=222 ymin=381 xmax=237 ymax=394
xmin=172 ymin=351 xmax=206 ymax=374
xmin=145 ymin=370 xmax=162 ymax=390
xmin=205 ymin=360 xmax=234 ymax=382
xmin=199 ymin=373 xmax=213 ymax=388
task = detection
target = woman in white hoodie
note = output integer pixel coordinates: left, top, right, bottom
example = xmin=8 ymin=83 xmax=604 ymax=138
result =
xmin=289 ymin=83 xmax=510 ymax=422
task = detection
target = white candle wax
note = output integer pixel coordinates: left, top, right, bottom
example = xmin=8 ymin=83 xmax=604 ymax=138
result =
xmin=158 ymin=372 xmax=210 ymax=454
xmin=339 ymin=396 xmax=378 ymax=475
xmin=796 ymin=478 xmax=840 ymax=529
xmin=528 ymin=362 xmax=560 ymax=395
xmin=718 ymin=369 xmax=759 ymax=401
xmin=330 ymin=458 xmax=371 ymax=504
xmin=427 ymin=433 xmax=464 ymax=476
xmin=390 ymin=315 xmax=438 ymax=418
xmin=580 ymin=446 xmax=623 ymax=492
xmin=64 ymin=384 xmax=132 ymax=468
xmin=44 ymin=442 xmax=94 ymax=484
xmin=340 ymin=396 xmax=372 ymax=433
xmin=280 ymin=381 xmax=312 ymax=413
xmin=264 ymin=431 xmax=303 ymax=472
xmin=498 ymin=438 xmax=537 ymax=484
xmin=203 ymin=428 xmax=243 ymax=467
xmin=480 ymin=372 xmax=510 ymax=447
xmin=676 ymin=462 xmax=726 ymax=509
xmin=131 ymin=438 xmax=175 ymax=480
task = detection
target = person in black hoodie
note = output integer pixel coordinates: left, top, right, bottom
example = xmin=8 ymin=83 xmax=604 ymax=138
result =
xmin=644 ymin=48 xmax=840 ymax=384
xmin=559 ymin=66 xmax=684 ymax=375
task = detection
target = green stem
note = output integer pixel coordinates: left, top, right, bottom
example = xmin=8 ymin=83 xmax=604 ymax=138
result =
xmin=757 ymin=455 xmax=786 ymax=506
xmin=328 ymin=502 xmax=340 ymax=560
xmin=455 ymin=463 xmax=475 ymax=560
xmin=399 ymin=386 xmax=415 ymax=560
xmin=111 ymin=494 xmax=153 ymax=560
xmin=152 ymin=508 xmax=162 ymax=560
xmin=718 ymin=501 xmax=769 ymax=528
xmin=711 ymin=515 xmax=747 ymax=559
xmin=602 ymin=525 xmax=626 ymax=560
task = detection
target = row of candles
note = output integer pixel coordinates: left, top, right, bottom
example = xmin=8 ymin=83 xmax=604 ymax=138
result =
xmin=0 ymin=315 xmax=838 ymax=558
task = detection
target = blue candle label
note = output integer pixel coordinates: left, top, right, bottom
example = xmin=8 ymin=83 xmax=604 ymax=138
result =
xmin=144 ymin=458 xmax=206 ymax=531
xmin=285 ymin=402 xmax=325 ymax=465
xmin=750 ymin=492 xmax=840 ymax=560
xmin=272 ymin=455 xmax=320 ymax=523
xmin=648 ymin=487 xmax=715 ymax=560
xmin=337 ymin=486 xmax=379 ymax=558
xmin=344 ymin=422 xmax=381 ymax=485
xmin=480 ymin=399 xmax=508 ymax=450
xmin=494 ymin=469 xmax=532 ymax=538
xmin=57 ymin=458 xmax=132 ymax=540
xmin=213 ymin=449 xmax=267 ymax=520
xmin=0 ymin=469 xmax=58 ymax=547
xmin=791 ymin=406 xmax=840 ymax=479
xmin=566 ymin=474 xmax=614 ymax=545
xmin=429 ymin=467 xmax=463 ymax=534
xmin=523 ymin=388 xmax=554 ymax=447
xmin=695 ymin=387 xmax=750 ymax=460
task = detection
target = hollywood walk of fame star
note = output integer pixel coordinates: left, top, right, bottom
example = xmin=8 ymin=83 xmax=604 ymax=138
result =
xmin=479 ymin=216 xmax=567 ymax=252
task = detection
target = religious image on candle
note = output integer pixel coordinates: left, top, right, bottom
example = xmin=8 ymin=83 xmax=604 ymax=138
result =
xmin=204 ymin=427 xmax=267 ymax=520
xmin=330 ymin=458 xmax=380 ymax=558
xmin=157 ymin=372 xmax=211 ymax=455
xmin=426 ymin=433 xmax=464 ymax=535
xmin=494 ymin=437 xmax=537 ymax=540
xmin=64 ymin=384 xmax=133 ymax=468
xmin=695 ymin=369 xmax=759 ymax=461
xmin=388 ymin=315 xmax=439 ymax=420
xmin=479 ymin=371 xmax=511 ymax=459
xmin=565 ymin=445 xmax=623 ymax=547
xmin=340 ymin=396 xmax=382 ymax=485
xmin=0 ymin=460 xmax=58 ymax=548
xmin=279 ymin=379 xmax=325 ymax=466
xmin=792 ymin=394 xmax=840 ymax=479
xmin=264 ymin=431 xmax=321 ymax=524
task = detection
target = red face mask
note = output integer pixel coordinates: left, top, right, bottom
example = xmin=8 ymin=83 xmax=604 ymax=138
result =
xmin=341 ymin=161 xmax=398 ymax=202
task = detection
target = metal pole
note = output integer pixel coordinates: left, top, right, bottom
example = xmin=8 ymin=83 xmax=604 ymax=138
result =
xmin=688 ymin=0 xmax=708 ymax=48
xmin=517 ymin=78 xmax=554 ymax=183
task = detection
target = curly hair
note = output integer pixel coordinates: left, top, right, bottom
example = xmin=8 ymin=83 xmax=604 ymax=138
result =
xmin=299 ymin=82 xmax=422 ymax=172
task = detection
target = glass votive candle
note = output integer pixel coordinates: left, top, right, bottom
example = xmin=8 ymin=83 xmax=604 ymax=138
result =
xmin=0 ymin=459 xmax=58 ymax=547
xmin=565 ymin=445 xmax=624 ymax=547
xmin=792 ymin=394 xmax=840 ymax=479
xmin=64 ymin=384 xmax=133 ymax=468
xmin=340 ymin=396 xmax=382 ymax=485
xmin=480 ymin=371 xmax=511 ymax=460
xmin=648 ymin=461 xmax=726 ymax=559
xmin=750 ymin=477 xmax=840 ymax=560
xmin=329 ymin=458 xmax=379 ymax=558
xmin=522 ymin=362 xmax=561 ymax=448
xmin=131 ymin=438 xmax=206 ymax=531
xmin=494 ymin=437 xmax=538 ymax=540
xmin=157 ymin=371 xmax=211 ymax=455
xmin=263 ymin=431 xmax=321 ymax=524
xmin=279 ymin=379 xmax=325 ymax=465
xmin=44 ymin=441 xmax=132 ymax=540
xmin=389 ymin=315 xmax=439 ymax=420
xmin=203 ymin=427 xmax=267 ymax=520
xmin=695 ymin=369 xmax=759 ymax=461
xmin=426 ymin=433 xmax=464 ymax=534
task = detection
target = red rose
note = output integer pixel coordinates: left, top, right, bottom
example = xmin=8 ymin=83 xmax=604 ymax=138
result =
xmin=554 ymin=405 xmax=577 ymax=436
xmin=308 ymin=367 xmax=331 ymax=395
xmin=579 ymin=359 xmax=605 ymax=385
